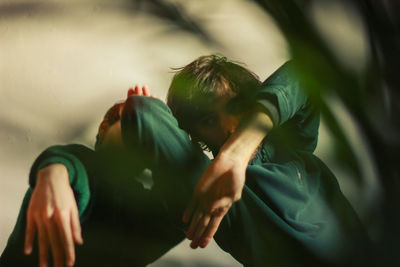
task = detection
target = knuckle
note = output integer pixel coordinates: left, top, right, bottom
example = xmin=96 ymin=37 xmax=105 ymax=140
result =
xmin=41 ymin=210 xmax=52 ymax=220
xmin=213 ymin=207 xmax=225 ymax=217
xmin=221 ymin=206 xmax=230 ymax=214
xmin=59 ymin=209 xmax=70 ymax=219
xmin=55 ymin=208 xmax=69 ymax=220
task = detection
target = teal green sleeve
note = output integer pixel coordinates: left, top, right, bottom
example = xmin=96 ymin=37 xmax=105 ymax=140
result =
xmin=257 ymin=61 xmax=320 ymax=152
xmin=29 ymin=144 xmax=95 ymax=218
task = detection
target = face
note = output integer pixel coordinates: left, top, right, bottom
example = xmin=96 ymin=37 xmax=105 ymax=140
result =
xmin=192 ymin=97 xmax=242 ymax=154
xmin=96 ymin=102 xmax=124 ymax=150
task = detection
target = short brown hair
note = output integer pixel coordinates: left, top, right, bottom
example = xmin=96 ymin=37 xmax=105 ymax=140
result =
xmin=166 ymin=55 xmax=261 ymax=133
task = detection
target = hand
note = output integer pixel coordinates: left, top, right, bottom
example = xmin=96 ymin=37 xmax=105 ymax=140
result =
xmin=182 ymin=153 xmax=247 ymax=249
xmin=24 ymin=164 xmax=83 ymax=267
xmin=127 ymin=84 xmax=158 ymax=99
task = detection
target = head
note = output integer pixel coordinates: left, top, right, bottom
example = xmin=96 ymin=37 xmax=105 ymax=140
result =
xmin=167 ymin=55 xmax=261 ymax=154
xmin=95 ymin=102 xmax=124 ymax=151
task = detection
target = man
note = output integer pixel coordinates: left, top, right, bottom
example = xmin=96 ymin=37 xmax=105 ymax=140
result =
xmin=1 ymin=55 xmax=371 ymax=266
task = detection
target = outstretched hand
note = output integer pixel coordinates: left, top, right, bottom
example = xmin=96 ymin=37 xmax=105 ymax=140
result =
xmin=182 ymin=153 xmax=247 ymax=249
xmin=24 ymin=164 xmax=83 ymax=267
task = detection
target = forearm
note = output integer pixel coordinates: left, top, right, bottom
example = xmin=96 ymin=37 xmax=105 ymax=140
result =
xmin=218 ymin=107 xmax=273 ymax=164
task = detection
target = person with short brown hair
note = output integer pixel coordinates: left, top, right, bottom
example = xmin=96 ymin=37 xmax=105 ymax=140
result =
xmin=1 ymin=55 xmax=371 ymax=267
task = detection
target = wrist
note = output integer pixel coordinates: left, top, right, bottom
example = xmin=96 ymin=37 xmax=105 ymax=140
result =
xmin=216 ymin=150 xmax=248 ymax=170
xmin=218 ymin=110 xmax=272 ymax=165
xmin=218 ymin=135 xmax=257 ymax=167
xmin=36 ymin=164 xmax=69 ymax=186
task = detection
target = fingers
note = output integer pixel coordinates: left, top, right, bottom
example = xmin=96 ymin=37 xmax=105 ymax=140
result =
xmin=37 ymin=209 xmax=79 ymax=267
xmin=24 ymin=212 xmax=36 ymax=255
xmin=134 ymin=84 xmax=142 ymax=96
xmin=37 ymin=222 xmax=49 ymax=267
xmin=187 ymin=206 xmax=230 ymax=249
xmin=47 ymin=219 xmax=65 ymax=267
xmin=128 ymin=84 xmax=154 ymax=98
xmin=186 ymin=201 xmax=231 ymax=249
xmin=199 ymin=211 xmax=226 ymax=248
xmin=186 ymin=209 xmax=203 ymax=240
xmin=210 ymin=197 xmax=232 ymax=214
xmin=70 ymin=209 xmax=83 ymax=245
xmin=57 ymin=211 xmax=75 ymax=267
xmin=190 ymin=214 xmax=211 ymax=249
xmin=142 ymin=85 xmax=150 ymax=96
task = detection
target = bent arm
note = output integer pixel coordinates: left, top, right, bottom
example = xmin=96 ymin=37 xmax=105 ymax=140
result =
xmin=21 ymin=144 xmax=96 ymax=267
xmin=184 ymin=108 xmax=273 ymax=248
xmin=256 ymin=61 xmax=320 ymax=152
